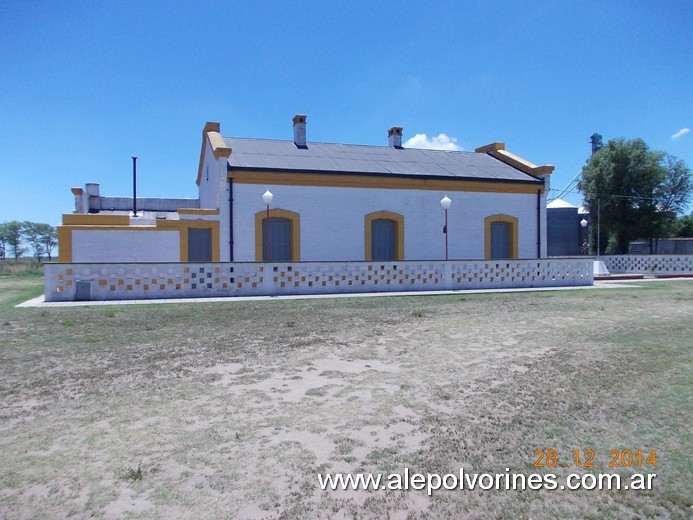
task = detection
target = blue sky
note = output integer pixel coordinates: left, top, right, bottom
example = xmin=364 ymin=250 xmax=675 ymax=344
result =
xmin=1 ymin=0 xmax=691 ymax=226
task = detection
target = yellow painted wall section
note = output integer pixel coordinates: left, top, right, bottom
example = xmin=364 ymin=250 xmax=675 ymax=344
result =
xmin=57 ymin=226 xmax=73 ymax=262
xmin=229 ymin=170 xmax=544 ymax=194
xmin=177 ymin=208 xmax=220 ymax=215
xmin=62 ymin=214 xmax=130 ymax=225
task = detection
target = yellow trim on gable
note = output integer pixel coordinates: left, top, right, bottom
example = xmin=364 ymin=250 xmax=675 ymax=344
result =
xmin=230 ymin=170 xmax=543 ymax=194
xmin=484 ymin=214 xmax=519 ymax=259
xmin=254 ymin=208 xmax=301 ymax=262
xmin=364 ymin=211 xmax=405 ymax=261
xmin=475 ymin=143 xmax=554 ymax=176
xmin=532 ymin=165 xmax=554 ymax=175
xmin=62 ymin=214 xmax=130 ymax=225
xmin=196 ymin=121 xmax=232 ymax=186
xmin=490 ymin=149 xmax=538 ymax=174
xmin=208 ymin=132 xmax=232 ymax=160
xmin=474 ymin=142 xmax=505 ymax=153
xmin=197 ymin=122 xmax=219 ymax=186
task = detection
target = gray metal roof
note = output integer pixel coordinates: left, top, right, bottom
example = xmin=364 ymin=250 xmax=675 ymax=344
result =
xmin=223 ymin=138 xmax=542 ymax=184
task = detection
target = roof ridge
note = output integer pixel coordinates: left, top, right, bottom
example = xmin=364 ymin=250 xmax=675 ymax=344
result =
xmin=222 ymin=136 xmax=472 ymax=154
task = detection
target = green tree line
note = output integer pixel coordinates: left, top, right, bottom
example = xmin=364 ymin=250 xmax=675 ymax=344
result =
xmin=0 ymin=221 xmax=58 ymax=261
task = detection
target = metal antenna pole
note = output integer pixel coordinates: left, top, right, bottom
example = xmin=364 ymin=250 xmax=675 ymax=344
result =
xmin=597 ymin=198 xmax=600 ymax=260
xmin=132 ymin=156 xmax=138 ymax=216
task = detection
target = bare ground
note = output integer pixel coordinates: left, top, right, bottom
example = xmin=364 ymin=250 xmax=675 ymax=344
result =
xmin=0 ymin=278 xmax=691 ymax=519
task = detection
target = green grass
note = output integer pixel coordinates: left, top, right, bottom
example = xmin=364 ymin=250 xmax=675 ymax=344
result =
xmin=0 ymin=274 xmax=43 ymax=310
xmin=0 ymin=258 xmax=46 ymax=277
xmin=0 ymin=274 xmax=691 ymax=519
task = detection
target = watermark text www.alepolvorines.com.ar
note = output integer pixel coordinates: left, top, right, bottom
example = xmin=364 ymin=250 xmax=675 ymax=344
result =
xmin=318 ymin=468 xmax=657 ymax=496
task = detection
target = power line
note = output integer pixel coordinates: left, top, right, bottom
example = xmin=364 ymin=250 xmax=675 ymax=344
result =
xmin=587 ymin=193 xmax=658 ymax=202
xmin=552 ymin=169 xmax=583 ymax=200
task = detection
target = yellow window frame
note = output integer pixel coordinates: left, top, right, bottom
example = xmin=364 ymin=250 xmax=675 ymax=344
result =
xmin=364 ymin=211 xmax=404 ymax=261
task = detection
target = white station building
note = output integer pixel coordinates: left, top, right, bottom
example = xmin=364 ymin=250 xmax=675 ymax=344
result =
xmin=59 ymin=116 xmax=554 ymax=265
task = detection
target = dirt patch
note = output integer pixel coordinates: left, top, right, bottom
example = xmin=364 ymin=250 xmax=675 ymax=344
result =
xmin=1 ymin=280 xmax=691 ymax=518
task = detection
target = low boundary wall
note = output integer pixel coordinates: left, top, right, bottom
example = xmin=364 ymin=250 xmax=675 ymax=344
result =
xmin=44 ymin=259 xmax=593 ymax=302
xmin=601 ymin=255 xmax=693 ymax=274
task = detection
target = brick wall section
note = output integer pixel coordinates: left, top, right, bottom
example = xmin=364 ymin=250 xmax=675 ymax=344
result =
xmin=72 ymin=230 xmax=180 ymax=262
xmin=231 ymin=184 xmax=546 ymax=262
xmin=602 ymin=255 xmax=693 ymax=274
xmin=44 ymin=259 xmax=592 ymax=302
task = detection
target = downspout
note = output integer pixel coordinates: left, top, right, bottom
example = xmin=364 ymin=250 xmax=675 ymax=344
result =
xmin=537 ymin=189 xmax=542 ymax=258
xmin=229 ymin=178 xmax=234 ymax=262
xmin=132 ymin=156 xmax=138 ymax=216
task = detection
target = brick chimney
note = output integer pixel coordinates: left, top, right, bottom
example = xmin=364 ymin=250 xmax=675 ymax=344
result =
xmin=388 ymin=127 xmax=403 ymax=148
xmin=293 ymin=114 xmax=307 ymax=148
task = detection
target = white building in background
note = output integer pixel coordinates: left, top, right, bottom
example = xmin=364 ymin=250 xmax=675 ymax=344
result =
xmin=59 ymin=116 xmax=554 ymax=264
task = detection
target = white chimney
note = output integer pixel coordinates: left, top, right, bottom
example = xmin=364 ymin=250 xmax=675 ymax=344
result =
xmin=85 ymin=183 xmax=100 ymax=196
xmin=293 ymin=114 xmax=307 ymax=148
xmin=71 ymin=187 xmax=84 ymax=213
xmin=85 ymin=183 xmax=100 ymax=213
xmin=388 ymin=127 xmax=403 ymax=148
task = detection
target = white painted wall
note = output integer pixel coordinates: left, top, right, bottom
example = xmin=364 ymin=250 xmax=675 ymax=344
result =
xmin=97 ymin=197 xmax=199 ymax=211
xmin=72 ymin=230 xmax=180 ymax=262
xmin=198 ymin=139 xmax=232 ymax=261
xmin=199 ymin=139 xmax=221 ymax=208
xmin=231 ymin=183 xmax=545 ymax=262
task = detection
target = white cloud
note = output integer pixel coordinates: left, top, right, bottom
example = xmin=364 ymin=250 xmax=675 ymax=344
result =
xmin=671 ymin=128 xmax=690 ymax=139
xmin=403 ymin=133 xmax=462 ymax=151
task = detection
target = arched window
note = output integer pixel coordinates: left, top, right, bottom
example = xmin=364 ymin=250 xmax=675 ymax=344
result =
xmin=484 ymin=214 xmax=518 ymax=259
xmin=255 ymin=209 xmax=300 ymax=262
xmin=365 ymin=211 xmax=404 ymax=261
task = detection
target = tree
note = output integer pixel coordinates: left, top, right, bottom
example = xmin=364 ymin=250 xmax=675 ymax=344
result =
xmin=579 ymin=138 xmax=666 ymax=254
xmin=4 ymin=221 xmax=25 ymax=260
xmin=674 ymin=213 xmax=693 ymax=237
xmin=1 ymin=221 xmax=58 ymax=262
xmin=38 ymin=224 xmax=58 ymax=261
xmin=22 ymin=221 xmax=46 ymax=260
xmin=0 ymin=223 xmax=8 ymax=261
xmin=651 ymin=155 xmax=693 ymax=245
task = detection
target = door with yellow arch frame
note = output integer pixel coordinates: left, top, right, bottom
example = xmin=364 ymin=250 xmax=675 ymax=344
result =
xmin=485 ymin=214 xmax=518 ymax=259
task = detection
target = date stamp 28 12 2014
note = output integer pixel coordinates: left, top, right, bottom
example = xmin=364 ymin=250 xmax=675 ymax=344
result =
xmin=533 ymin=449 xmax=657 ymax=469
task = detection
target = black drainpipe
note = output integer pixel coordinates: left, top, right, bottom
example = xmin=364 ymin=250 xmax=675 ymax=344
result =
xmin=132 ymin=156 xmax=138 ymax=216
xmin=536 ymin=189 xmax=542 ymax=258
xmin=228 ymin=178 xmax=234 ymax=261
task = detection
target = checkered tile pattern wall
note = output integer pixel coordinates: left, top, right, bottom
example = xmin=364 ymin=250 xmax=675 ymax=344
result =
xmin=602 ymin=255 xmax=693 ymax=274
xmin=45 ymin=259 xmax=593 ymax=302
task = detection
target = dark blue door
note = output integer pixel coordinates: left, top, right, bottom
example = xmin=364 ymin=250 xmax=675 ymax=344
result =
xmin=371 ymin=219 xmax=396 ymax=261
xmin=188 ymin=228 xmax=212 ymax=261
xmin=490 ymin=221 xmax=510 ymax=259
xmin=263 ymin=218 xmax=291 ymax=262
